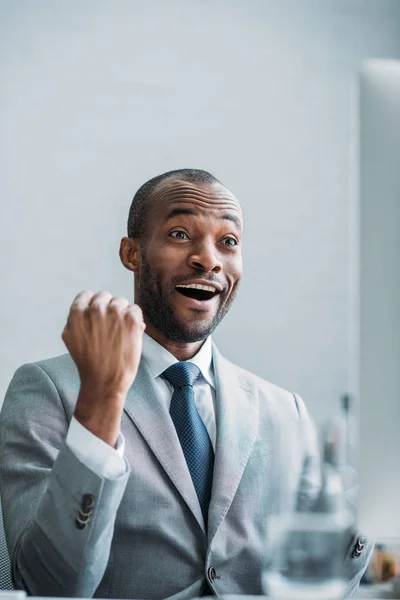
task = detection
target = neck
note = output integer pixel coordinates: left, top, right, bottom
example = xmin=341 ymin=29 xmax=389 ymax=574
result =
xmin=144 ymin=322 xmax=205 ymax=361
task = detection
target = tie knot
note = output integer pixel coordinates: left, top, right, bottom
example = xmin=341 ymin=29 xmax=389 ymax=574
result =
xmin=162 ymin=361 xmax=201 ymax=389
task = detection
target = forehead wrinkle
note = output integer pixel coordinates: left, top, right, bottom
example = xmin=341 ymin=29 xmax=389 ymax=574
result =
xmin=166 ymin=197 xmax=240 ymax=211
xmin=162 ymin=187 xmax=241 ymax=212
xmin=166 ymin=200 xmax=242 ymax=229
xmin=147 ymin=179 xmax=243 ymax=233
xmin=162 ymin=191 xmax=238 ymax=208
xmin=151 ymin=179 xmax=240 ymax=209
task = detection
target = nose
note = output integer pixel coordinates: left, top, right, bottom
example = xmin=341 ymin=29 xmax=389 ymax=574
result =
xmin=188 ymin=239 xmax=223 ymax=273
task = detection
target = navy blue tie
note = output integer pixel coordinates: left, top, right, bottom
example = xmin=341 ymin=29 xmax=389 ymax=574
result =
xmin=162 ymin=361 xmax=214 ymax=525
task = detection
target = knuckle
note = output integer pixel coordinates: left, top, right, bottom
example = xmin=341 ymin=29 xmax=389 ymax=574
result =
xmin=125 ymin=306 xmax=139 ymax=321
xmin=88 ymin=291 xmax=113 ymax=313
xmin=74 ymin=289 xmax=92 ymax=301
xmin=70 ymin=304 xmax=82 ymax=314
xmin=108 ymin=302 xmax=122 ymax=314
xmin=125 ymin=306 xmax=135 ymax=318
xmin=71 ymin=290 xmax=93 ymax=312
xmin=91 ymin=290 xmax=110 ymax=303
xmin=111 ymin=296 xmax=126 ymax=304
xmin=109 ymin=296 xmax=126 ymax=308
xmin=125 ymin=305 xmax=144 ymax=325
xmin=90 ymin=303 xmax=103 ymax=314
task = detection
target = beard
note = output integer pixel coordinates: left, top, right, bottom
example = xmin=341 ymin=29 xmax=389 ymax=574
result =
xmin=138 ymin=253 xmax=238 ymax=343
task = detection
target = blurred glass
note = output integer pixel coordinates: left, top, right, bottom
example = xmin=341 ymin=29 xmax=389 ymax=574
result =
xmin=263 ymin=510 xmax=353 ymax=599
xmin=263 ymin=419 xmax=354 ymax=599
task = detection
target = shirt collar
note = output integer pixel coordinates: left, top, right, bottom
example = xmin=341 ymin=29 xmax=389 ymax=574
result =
xmin=141 ymin=332 xmax=215 ymax=388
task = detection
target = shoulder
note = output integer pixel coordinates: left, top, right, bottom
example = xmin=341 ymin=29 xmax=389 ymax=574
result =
xmin=34 ymin=352 xmax=77 ymax=377
xmin=213 ymin=342 xmax=292 ymax=398
xmin=2 ymin=353 xmax=79 ymax=425
xmin=9 ymin=353 xmax=79 ymax=394
xmin=13 ymin=352 xmax=77 ymax=379
xmin=213 ymin=344 xmax=308 ymax=420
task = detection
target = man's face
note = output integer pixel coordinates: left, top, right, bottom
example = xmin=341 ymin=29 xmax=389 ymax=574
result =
xmin=136 ymin=178 xmax=243 ymax=343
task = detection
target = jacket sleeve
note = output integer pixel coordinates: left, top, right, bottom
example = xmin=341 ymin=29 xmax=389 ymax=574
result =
xmin=0 ymin=362 xmax=130 ymax=597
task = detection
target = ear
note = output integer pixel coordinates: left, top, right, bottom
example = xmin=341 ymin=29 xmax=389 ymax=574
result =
xmin=119 ymin=237 xmax=141 ymax=273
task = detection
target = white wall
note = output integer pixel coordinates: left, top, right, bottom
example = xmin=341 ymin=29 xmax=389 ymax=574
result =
xmin=1 ymin=0 xmax=400 ymax=424
xmin=358 ymin=61 xmax=400 ymax=538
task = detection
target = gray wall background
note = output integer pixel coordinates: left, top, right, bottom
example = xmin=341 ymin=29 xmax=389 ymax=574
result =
xmin=1 ymin=0 xmax=400 ymax=425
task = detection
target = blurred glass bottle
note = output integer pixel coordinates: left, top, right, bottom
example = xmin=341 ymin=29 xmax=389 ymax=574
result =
xmin=263 ymin=419 xmax=355 ymax=599
xmin=338 ymin=394 xmax=359 ymax=513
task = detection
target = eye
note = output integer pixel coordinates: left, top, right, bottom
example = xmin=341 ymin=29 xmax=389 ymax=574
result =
xmin=169 ymin=230 xmax=189 ymax=240
xmin=222 ymin=237 xmax=238 ymax=247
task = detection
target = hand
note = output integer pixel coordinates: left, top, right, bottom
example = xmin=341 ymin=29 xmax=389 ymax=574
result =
xmin=62 ymin=290 xmax=146 ymax=446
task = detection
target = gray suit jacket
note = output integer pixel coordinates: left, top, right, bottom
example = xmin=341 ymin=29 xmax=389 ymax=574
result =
xmin=0 ymin=345 xmax=372 ymax=598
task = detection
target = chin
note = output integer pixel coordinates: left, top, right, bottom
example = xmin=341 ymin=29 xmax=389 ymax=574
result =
xmin=169 ymin=327 xmax=211 ymax=344
xmin=165 ymin=317 xmax=216 ymax=344
xmin=143 ymin=299 xmax=223 ymax=344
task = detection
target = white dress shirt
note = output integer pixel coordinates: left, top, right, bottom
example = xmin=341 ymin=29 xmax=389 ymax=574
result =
xmin=66 ymin=333 xmax=216 ymax=479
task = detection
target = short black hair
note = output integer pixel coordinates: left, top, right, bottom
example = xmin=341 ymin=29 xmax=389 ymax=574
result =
xmin=127 ymin=168 xmax=222 ymax=239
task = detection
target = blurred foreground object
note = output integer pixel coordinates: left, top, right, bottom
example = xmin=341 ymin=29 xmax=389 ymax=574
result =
xmin=263 ymin=421 xmax=354 ymax=599
xmin=363 ymin=541 xmax=400 ymax=584
xmin=338 ymin=394 xmax=359 ymax=510
xmin=371 ymin=546 xmax=400 ymax=582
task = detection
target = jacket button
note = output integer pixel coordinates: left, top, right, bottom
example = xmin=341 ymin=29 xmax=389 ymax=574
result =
xmin=77 ymin=510 xmax=91 ymax=523
xmin=75 ymin=517 xmax=87 ymax=530
xmin=76 ymin=509 xmax=91 ymax=529
xmin=352 ymin=539 xmax=364 ymax=558
xmin=82 ymin=494 xmax=95 ymax=509
xmin=207 ymin=566 xmax=216 ymax=583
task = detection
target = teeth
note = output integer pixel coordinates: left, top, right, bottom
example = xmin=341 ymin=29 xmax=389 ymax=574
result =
xmin=176 ymin=283 xmax=217 ymax=292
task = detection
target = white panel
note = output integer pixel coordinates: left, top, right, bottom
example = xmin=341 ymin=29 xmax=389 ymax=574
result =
xmin=358 ymin=60 xmax=400 ymax=539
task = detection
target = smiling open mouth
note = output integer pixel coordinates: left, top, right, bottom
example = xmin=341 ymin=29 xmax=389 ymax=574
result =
xmin=175 ymin=284 xmax=219 ymax=302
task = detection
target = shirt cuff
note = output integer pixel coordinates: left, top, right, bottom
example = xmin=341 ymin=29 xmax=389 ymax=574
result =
xmin=66 ymin=416 xmax=127 ymax=480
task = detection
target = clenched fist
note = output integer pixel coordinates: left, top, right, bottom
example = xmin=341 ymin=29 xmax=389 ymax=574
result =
xmin=62 ymin=291 xmax=146 ymax=446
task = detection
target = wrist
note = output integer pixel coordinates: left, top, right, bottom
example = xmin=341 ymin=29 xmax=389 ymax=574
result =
xmin=74 ymin=387 xmax=126 ymax=447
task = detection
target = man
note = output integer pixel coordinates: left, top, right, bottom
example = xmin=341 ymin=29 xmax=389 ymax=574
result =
xmin=0 ymin=169 xmax=371 ymax=598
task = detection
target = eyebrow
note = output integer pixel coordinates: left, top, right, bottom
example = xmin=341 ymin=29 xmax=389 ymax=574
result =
xmin=165 ymin=207 xmax=242 ymax=230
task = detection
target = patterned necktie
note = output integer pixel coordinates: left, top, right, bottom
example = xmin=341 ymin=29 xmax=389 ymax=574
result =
xmin=162 ymin=361 xmax=214 ymax=525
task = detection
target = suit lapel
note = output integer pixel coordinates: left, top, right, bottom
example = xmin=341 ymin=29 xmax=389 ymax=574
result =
xmin=123 ymin=357 xmax=206 ymax=533
xmin=208 ymin=344 xmax=259 ymax=541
